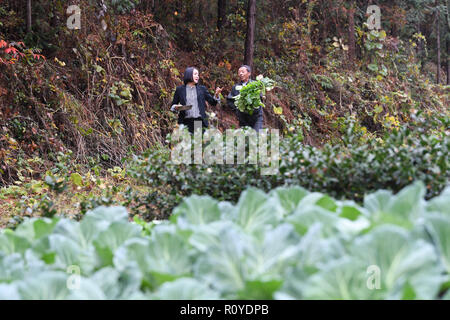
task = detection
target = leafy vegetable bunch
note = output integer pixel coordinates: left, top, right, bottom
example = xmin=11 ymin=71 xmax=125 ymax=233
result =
xmin=235 ymin=75 xmax=275 ymax=115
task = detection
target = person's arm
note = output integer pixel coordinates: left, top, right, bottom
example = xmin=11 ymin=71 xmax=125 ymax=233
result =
xmin=203 ymin=86 xmax=220 ymax=106
xmin=170 ymin=87 xmax=181 ymax=112
xmin=226 ymin=86 xmax=238 ymax=111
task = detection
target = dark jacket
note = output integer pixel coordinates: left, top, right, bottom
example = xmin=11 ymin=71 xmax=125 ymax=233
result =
xmin=227 ymin=80 xmax=263 ymax=124
xmin=171 ymin=84 xmax=219 ymax=127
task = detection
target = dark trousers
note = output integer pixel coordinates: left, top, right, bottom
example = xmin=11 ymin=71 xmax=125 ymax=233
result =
xmin=237 ymin=112 xmax=263 ymax=132
xmin=181 ymin=117 xmax=206 ymax=134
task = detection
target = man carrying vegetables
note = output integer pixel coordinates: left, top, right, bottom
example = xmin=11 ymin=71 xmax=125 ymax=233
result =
xmin=227 ymin=65 xmax=264 ymax=131
xmin=227 ymin=65 xmax=275 ymax=132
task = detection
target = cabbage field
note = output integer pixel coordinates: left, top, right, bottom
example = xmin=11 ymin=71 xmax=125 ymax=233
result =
xmin=1 ymin=182 xmax=449 ymax=300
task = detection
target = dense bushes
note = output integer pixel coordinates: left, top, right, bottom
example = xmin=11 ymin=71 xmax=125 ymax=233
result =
xmin=1 ymin=182 xmax=449 ymax=299
xmin=127 ymin=112 xmax=449 ymax=219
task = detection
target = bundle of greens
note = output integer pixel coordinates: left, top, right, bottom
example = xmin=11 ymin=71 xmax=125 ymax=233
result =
xmin=235 ymin=76 xmax=275 ymax=115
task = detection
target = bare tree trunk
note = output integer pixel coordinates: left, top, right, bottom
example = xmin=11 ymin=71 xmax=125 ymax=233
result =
xmin=348 ymin=2 xmax=356 ymax=65
xmin=198 ymin=0 xmax=208 ymax=28
xmin=244 ymin=0 xmax=256 ymax=70
xmin=217 ymin=0 xmax=227 ymax=30
xmin=417 ymin=22 xmax=423 ymax=63
xmin=446 ymin=0 xmax=450 ymax=84
xmin=436 ymin=0 xmax=441 ymax=84
xmin=447 ymin=36 xmax=450 ymax=84
xmin=26 ymin=0 xmax=32 ymax=33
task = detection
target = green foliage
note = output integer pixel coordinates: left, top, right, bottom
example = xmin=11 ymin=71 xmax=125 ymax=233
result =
xmin=361 ymin=28 xmax=389 ymax=77
xmin=108 ymin=81 xmax=133 ymax=107
xmin=235 ymin=77 xmax=276 ymax=115
xmin=109 ymin=0 xmax=140 ymax=14
xmin=0 ymin=183 xmax=450 ymax=299
xmin=311 ymin=74 xmax=334 ymax=89
xmin=127 ymin=112 xmax=449 ymax=219
xmin=44 ymin=175 xmax=67 ymax=195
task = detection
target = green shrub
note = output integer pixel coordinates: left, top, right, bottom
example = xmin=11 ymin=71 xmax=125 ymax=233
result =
xmin=127 ymin=113 xmax=449 ymax=219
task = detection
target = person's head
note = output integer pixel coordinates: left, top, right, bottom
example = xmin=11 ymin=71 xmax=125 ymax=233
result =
xmin=183 ymin=67 xmax=200 ymax=85
xmin=238 ymin=65 xmax=251 ymax=83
